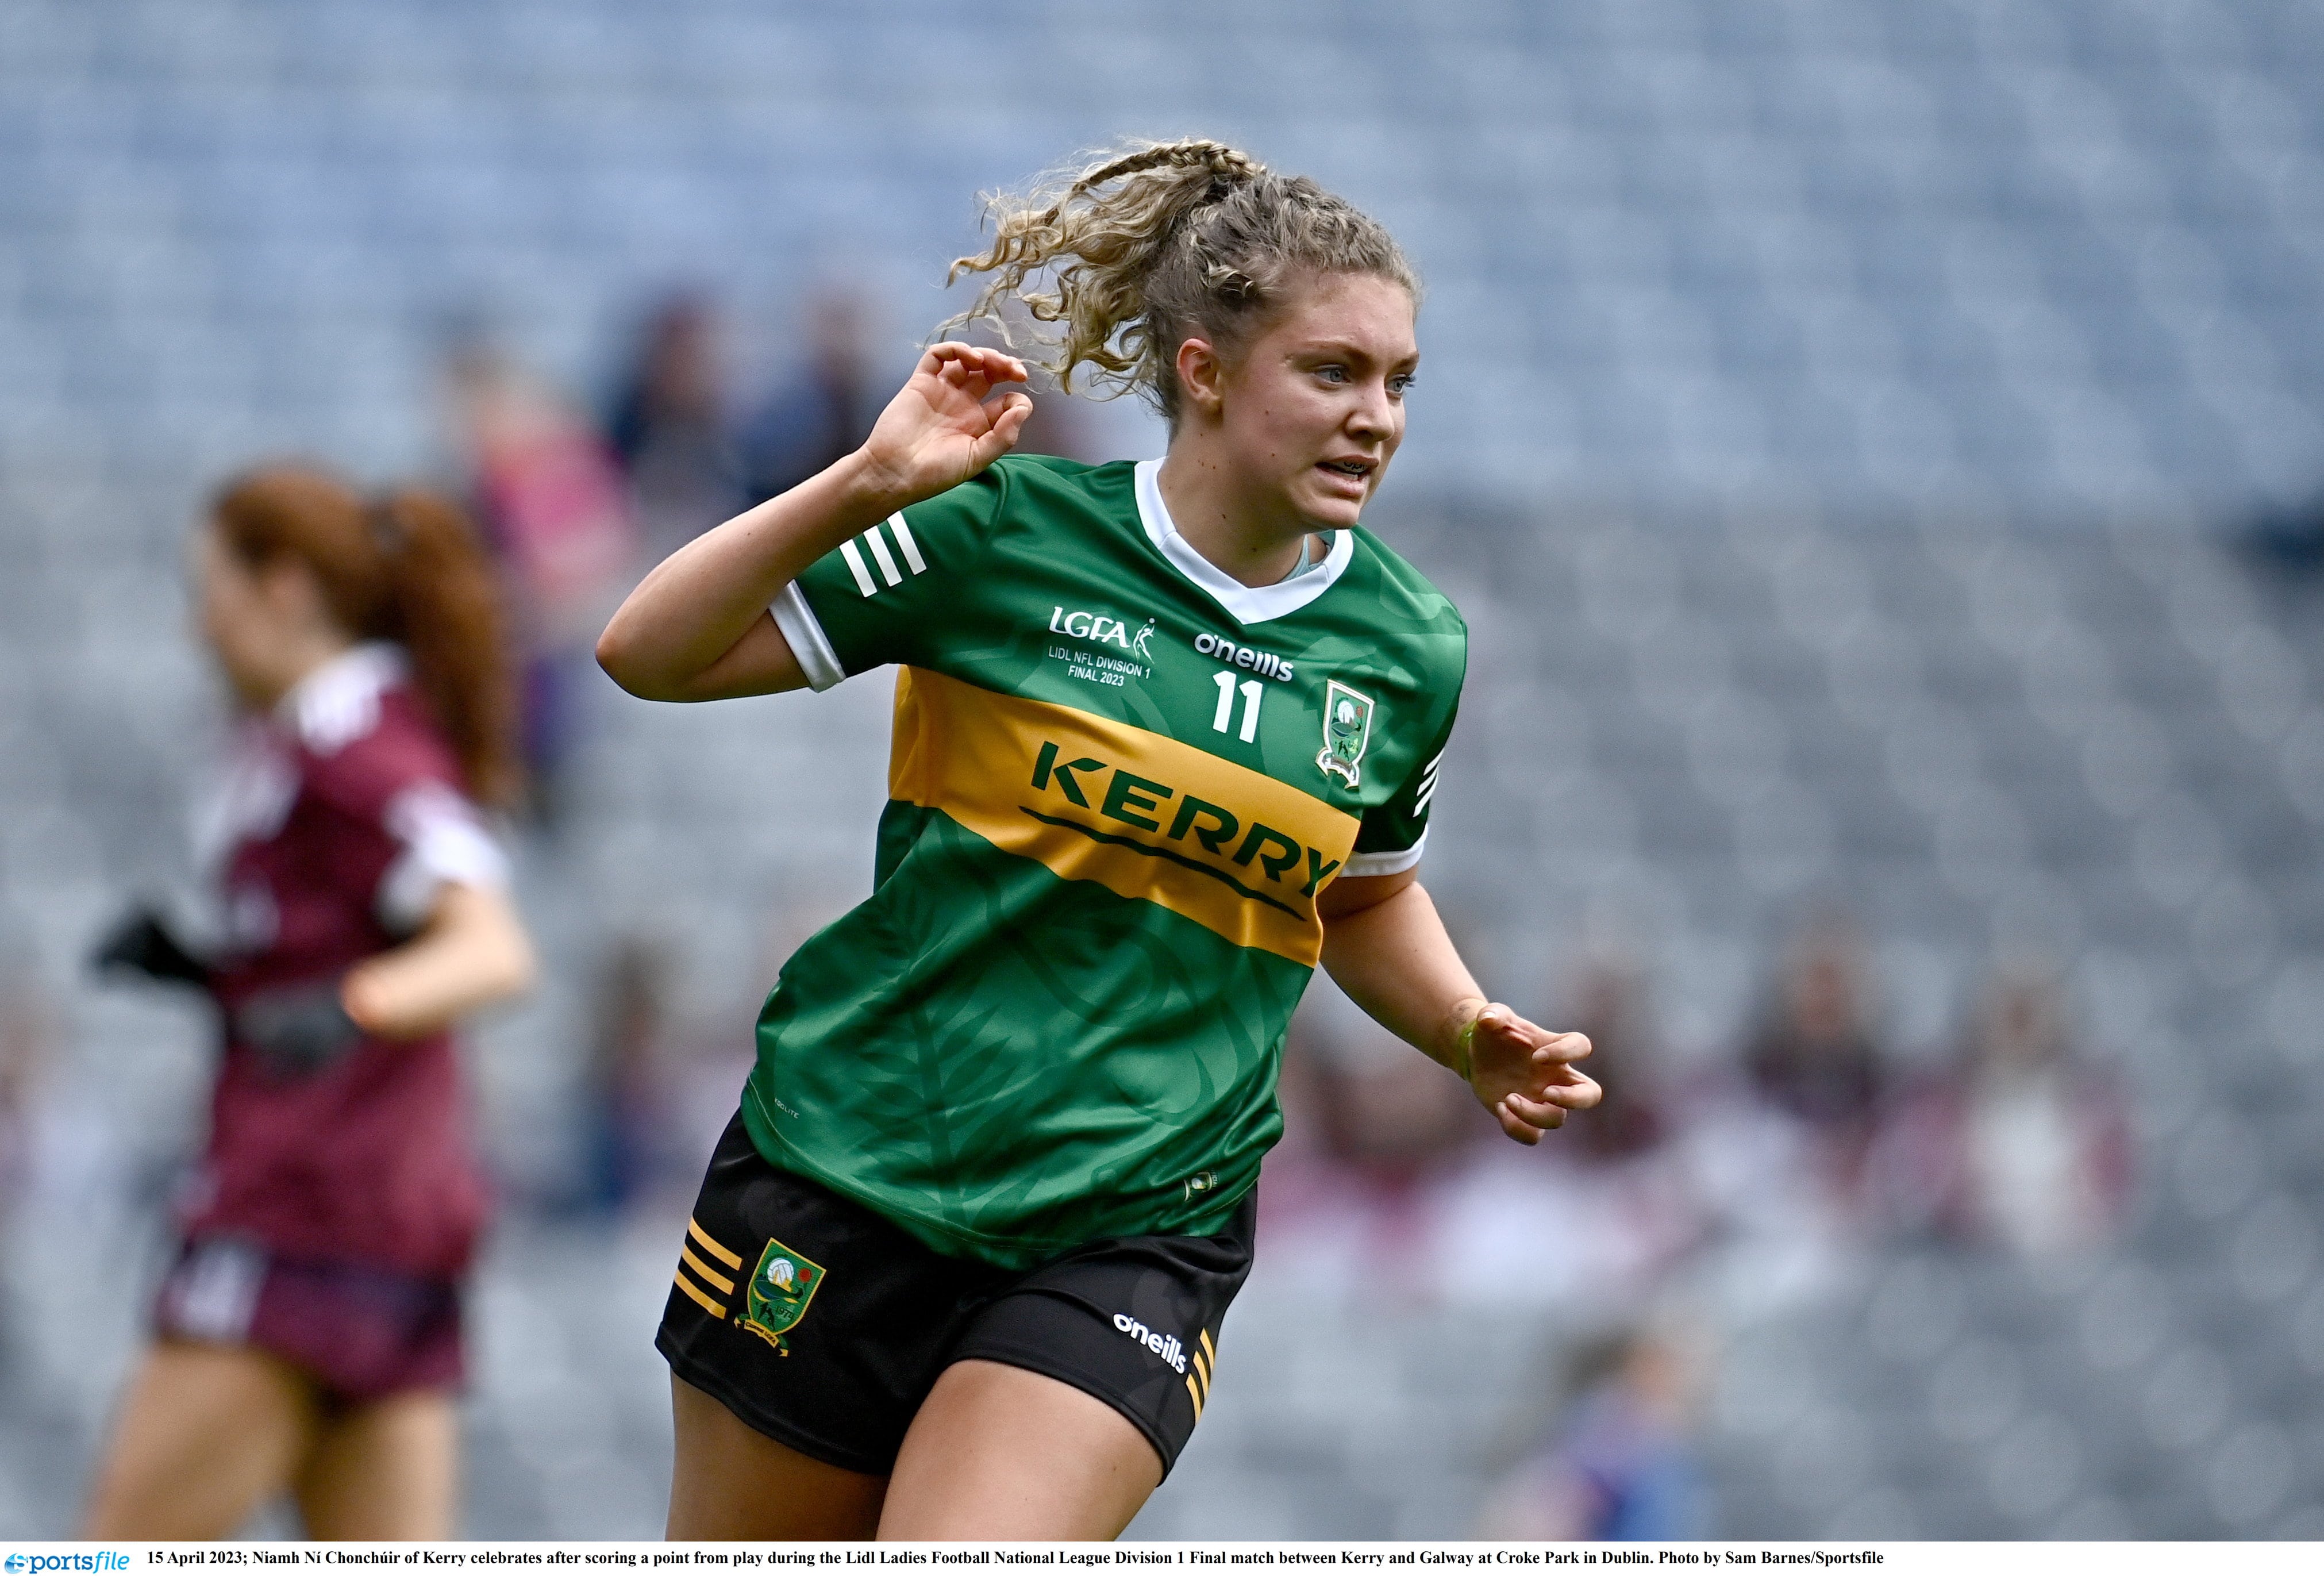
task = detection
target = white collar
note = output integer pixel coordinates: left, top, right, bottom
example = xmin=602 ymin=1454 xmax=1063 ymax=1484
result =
xmin=1133 ymin=459 xmax=1354 ymax=626
xmin=275 ymin=641 xmax=406 ymax=755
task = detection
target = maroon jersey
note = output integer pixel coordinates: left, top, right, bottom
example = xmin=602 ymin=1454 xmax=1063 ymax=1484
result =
xmin=182 ymin=644 xmax=509 ymax=1280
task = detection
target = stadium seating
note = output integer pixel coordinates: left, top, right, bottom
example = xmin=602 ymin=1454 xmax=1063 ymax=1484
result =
xmin=1 ymin=0 xmax=2319 ymax=1541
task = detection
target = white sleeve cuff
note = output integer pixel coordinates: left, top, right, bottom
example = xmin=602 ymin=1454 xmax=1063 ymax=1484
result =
xmin=1341 ymin=830 xmax=1427 ymax=878
xmin=771 ymin=582 xmax=845 ymax=692
xmin=376 ymin=783 xmax=512 ymax=931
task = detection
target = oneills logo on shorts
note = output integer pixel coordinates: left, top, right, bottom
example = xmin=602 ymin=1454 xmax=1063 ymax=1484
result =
xmin=1111 ymin=1312 xmax=1189 ymax=1373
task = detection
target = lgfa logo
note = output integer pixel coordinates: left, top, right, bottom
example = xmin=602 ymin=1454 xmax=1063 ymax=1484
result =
xmin=1049 ymin=607 xmax=1154 ymax=660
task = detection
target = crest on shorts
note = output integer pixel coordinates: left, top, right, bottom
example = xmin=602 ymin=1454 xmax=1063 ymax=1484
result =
xmin=741 ymin=1236 xmax=826 ymax=1353
xmin=1316 ymin=680 xmax=1376 ymax=789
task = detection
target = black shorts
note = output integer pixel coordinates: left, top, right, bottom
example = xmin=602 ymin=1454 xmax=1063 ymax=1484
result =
xmin=656 ymin=1114 xmax=1253 ymax=1478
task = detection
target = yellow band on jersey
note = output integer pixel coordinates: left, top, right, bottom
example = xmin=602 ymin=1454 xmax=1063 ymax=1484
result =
xmin=889 ymin=667 xmax=1359 ymax=964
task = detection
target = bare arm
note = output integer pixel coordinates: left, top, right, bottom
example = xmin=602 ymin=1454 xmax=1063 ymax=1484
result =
xmin=340 ymin=882 xmax=537 ymax=1039
xmin=1319 ymin=869 xmax=1599 ymax=1144
xmin=596 ymin=344 xmax=1033 ymax=702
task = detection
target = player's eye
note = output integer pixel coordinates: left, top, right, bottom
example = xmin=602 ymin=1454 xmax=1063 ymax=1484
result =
xmin=1388 ymin=373 xmax=1417 ymax=397
xmin=1315 ymin=364 xmax=1349 ymax=385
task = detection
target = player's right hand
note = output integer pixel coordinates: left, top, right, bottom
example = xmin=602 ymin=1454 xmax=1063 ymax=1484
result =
xmin=1457 ymin=1004 xmax=1600 ymax=1146
xmin=90 ymin=907 xmax=211 ymax=991
xmin=856 ymin=342 xmax=1034 ymax=503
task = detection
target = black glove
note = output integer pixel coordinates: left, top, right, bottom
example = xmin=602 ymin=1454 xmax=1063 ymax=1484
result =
xmin=91 ymin=908 xmax=212 ymax=990
xmin=234 ymin=981 xmax=366 ymax=1081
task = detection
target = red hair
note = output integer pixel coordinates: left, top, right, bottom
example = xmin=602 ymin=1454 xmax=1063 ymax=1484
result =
xmin=211 ymin=466 xmax=523 ymax=809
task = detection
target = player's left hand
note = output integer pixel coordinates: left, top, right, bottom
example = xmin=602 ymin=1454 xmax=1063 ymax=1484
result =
xmin=235 ymin=980 xmax=365 ymax=1081
xmin=1452 ymin=1002 xmax=1599 ymax=1145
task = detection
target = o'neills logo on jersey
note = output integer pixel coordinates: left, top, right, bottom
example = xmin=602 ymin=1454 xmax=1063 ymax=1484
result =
xmin=1113 ymin=1312 xmax=1189 ymax=1374
xmin=1049 ymin=606 xmax=1155 ymax=660
xmin=1029 ymin=740 xmax=1343 ymax=912
xmin=1193 ymin=631 xmax=1294 ymax=681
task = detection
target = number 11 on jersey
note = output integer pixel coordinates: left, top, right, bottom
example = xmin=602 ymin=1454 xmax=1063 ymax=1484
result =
xmin=1211 ymin=671 xmax=1264 ymax=743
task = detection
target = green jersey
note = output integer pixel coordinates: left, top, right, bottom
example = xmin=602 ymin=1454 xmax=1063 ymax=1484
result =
xmin=751 ymin=455 xmax=1467 ymax=1268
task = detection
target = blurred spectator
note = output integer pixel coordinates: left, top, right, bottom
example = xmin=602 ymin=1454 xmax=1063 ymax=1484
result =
xmin=0 ymin=968 xmax=50 ymax=1358
xmin=1742 ymin=916 xmax=1887 ymax=1193
xmin=738 ymin=290 xmax=880 ymax=502
xmin=0 ymin=971 xmax=45 ymax=1221
xmin=2245 ymin=490 xmax=2324 ymax=576
xmin=1267 ymin=971 xmax=1705 ymax=1315
xmin=1308 ymin=1025 xmax=1476 ymax=1188
xmin=1276 ymin=975 xmax=1475 ymax=1217
xmin=1003 ymin=364 xmax=1100 ymax=463
xmin=570 ymin=936 xmax=675 ymax=1220
xmin=1884 ymin=964 xmax=2131 ymax=1255
xmin=968 ymin=299 xmax=1101 ymax=462
xmin=1476 ymin=1328 xmax=1710 ymax=1540
xmin=444 ymin=328 xmax=636 ymax=820
xmin=1259 ymin=976 xmax=1483 ymax=1296
xmin=1428 ymin=949 xmax=1709 ymax=1311
xmin=1555 ymin=954 xmax=1668 ymax=1166
xmin=605 ymin=294 xmax=747 ymax=561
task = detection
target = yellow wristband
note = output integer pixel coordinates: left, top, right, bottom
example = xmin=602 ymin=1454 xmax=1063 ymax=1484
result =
xmin=1453 ymin=1013 xmax=1479 ymax=1082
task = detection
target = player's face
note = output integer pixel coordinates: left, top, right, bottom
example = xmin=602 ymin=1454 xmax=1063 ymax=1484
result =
xmin=1221 ymin=271 xmax=1418 ymax=530
xmin=193 ymin=524 xmax=299 ymax=707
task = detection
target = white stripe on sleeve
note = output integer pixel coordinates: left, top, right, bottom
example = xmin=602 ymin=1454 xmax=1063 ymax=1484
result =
xmin=838 ymin=539 xmax=878 ymax=597
xmin=770 ymin=582 xmax=846 ymax=692
xmin=887 ymin=513 xmax=927 ymax=574
xmin=863 ymin=525 xmax=903 ymax=586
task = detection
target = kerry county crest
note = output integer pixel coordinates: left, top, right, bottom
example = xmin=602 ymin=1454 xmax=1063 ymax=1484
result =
xmin=741 ymin=1237 xmax=826 ymax=1354
xmin=1317 ymin=680 xmax=1376 ymax=789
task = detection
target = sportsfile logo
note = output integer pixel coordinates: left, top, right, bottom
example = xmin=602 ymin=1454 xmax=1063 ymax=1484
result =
xmin=7 ymin=1556 xmax=130 ymax=1573
xmin=1112 ymin=1312 xmax=1189 ymax=1374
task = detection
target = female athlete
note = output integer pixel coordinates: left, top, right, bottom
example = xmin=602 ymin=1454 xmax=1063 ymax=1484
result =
xmin=84 ymin=470 xmax=537 ymax=1538
xmin=598 ymin=139 xmax=1600 ymax=1540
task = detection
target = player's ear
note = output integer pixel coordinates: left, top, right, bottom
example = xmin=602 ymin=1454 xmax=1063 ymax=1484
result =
xmin=1175 ymin=336 xmax=1228 ymax=422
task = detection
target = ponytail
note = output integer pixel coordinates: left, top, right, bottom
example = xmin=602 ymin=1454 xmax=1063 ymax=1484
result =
xmin=369 ymin=490 xmax=524 ymax=810
xmin=211 ymin=467 xmax=523 ymax=809
xmin=946 ymin=139 xmax=1418 ymax=425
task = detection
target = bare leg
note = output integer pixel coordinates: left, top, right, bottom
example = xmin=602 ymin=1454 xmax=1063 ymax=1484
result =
xmin=666 ymin=1374 xmax=887 ymax=1539
xmin=82 ymin=1340 xmax=318 ymax=1539
xmin=878 ymin=1359 xmax=1162 ymax=1540
xmin=294 ymin=1389 xmax=459 ymax=1539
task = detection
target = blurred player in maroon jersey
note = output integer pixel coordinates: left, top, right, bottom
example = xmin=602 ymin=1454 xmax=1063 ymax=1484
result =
xmin=83 ymin=468 xmax=537 ymax=1539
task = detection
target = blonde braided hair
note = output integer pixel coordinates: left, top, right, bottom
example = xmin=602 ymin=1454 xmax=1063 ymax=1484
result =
xmin=946 ymin=139 xmax=1418 ymax=425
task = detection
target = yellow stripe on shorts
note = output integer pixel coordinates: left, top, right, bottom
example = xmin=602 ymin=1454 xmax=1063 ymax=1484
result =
xmin=679 ymin=1244 xmax=734 ymax=1295
xmin=672 ymin=1269 xmax=727 ymax=1320
xmin=687 ymin=1217 xmax=743 ymax=1270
